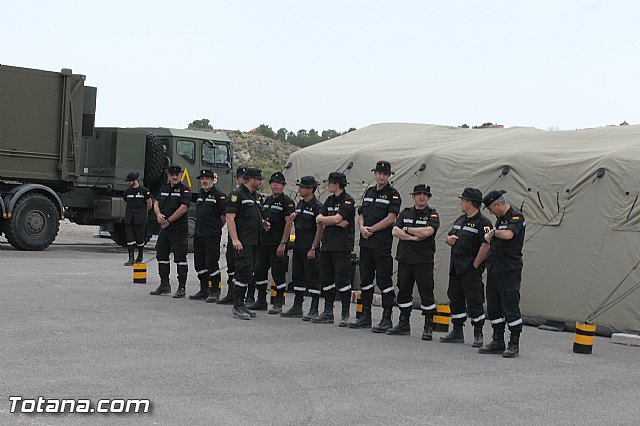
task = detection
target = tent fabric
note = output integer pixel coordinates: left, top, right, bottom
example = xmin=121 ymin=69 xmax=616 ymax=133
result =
xmin=282 ymin=123 xmax=640 ymax=332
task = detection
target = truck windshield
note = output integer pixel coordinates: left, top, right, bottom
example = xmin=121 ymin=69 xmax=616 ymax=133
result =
xmin=202 ymin=142 xmax=229 ymax=167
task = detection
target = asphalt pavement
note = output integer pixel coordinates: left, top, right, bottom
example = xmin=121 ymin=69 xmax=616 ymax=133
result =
xmin=1 ymin=233 xmax=639 ymax=426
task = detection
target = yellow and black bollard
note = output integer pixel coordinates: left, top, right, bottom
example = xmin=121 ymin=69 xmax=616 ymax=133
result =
xmin=573 ymin=322 xmax=596 ymax=354
xmin=355 ymin=292 xmax=363 ymax=319
xmin=133 ymin=263 xmax=147 ymax=284
xmin=432 ymin=304 xmax=451 ymax=332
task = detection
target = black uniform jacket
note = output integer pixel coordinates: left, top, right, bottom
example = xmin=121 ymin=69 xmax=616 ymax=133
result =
xmin=394 ymin=206 xmax=440 ymax=264
xmin=226 ymin=184 xmax=262 ymax=246
xmin=293 ymin=197 xmax=323 ymax=250
xmin=195 ymin=187 xmax=227 ymax=237
xmin=358 ymin=184 xmax=401 ymax=250
xmin=448 ymin=211 xmax=493 ymax=273
xmin=123 ymin=186 xmax=150 ymax=224
xmin=157 ymin=182 xmax=191 ymax=232
xmin=486 ymin=207 xmax=526 ymax=273
xmin=320 ymin=191 xmax=356 ymax=252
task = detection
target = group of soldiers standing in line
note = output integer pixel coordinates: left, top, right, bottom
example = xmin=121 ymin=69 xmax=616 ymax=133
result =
xmin=123 ymin=160 xmax=526 ymax=358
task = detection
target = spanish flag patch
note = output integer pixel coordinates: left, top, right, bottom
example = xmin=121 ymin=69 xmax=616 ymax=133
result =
xmin=484 ymin=226 xmax=491 ymax=233
xmin=431 ymin=214 xmax=438 ymax=218
xmin=512 ymin=216 xmax=520 ymax=220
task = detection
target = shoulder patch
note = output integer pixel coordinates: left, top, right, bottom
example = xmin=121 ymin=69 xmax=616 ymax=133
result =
xmin=512 ymin=216 xmax=520 ymax=220
xmin=184 ymin=189 xmax=190 ymax=193
xmin=484 ymin=226 xmax=491 ymax=233
xmin=231 ymin=194 xmax=238 ymax=202
xmin=430 ymin=214 xmax=439 ymax=218
xmin=344 ymin=200 xmax=353 ymax=205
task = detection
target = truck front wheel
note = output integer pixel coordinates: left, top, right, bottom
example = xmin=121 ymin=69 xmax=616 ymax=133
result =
xmin=5 ymin=193 xmax=60 ymax=250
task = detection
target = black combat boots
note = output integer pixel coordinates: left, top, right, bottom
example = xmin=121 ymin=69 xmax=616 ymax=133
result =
xmin=348 ymin=305 xmax=372 ymax=329
xmin=386 ymin=311 xmax=411 ymax=335
xmin=135 ymin=246 xmax=144 ymax=263
xmin=302 ymin=297 xmax=319 ymax=321
xmin=205 ymin=283 xmax=220 ymax=303
xmin=472 ymin=324 xmax=484 ymax=348
xmin=440 ymin=323 xmax=465 ymax=343
xmin=189 ymin=279 xmax=209 ymax=300
xmin=150 ymin=279 xmax=171 ymax=296
xmin=371 ymin=308 xmax=393 ymax=333
xmin=124 ymin=247 xmax=135 ymax=266
xmin=268 ymin=293 xmax=284 ymax=315
xmin=281 ymin=295 xmax=304 ymax=318
xmin=247 ymin=291 xmax=268 ymax=311
xmin=311 ymin=300 xmax=334 ymax=324
xmin=421 ymin=315 xmax=434 ymax=341
xmin=478 ymin=330 xmax=506 ymax=354
xmin=502 ymin=332 xmax=520 ymax=358
xmin=216 ymin=284 xmax=235 ymax=305
xmin=232 ymin=297 xmax=250 ymax=320
xmin=173 ymin=284 xmax=186 ymax=298
xmin=338 ymin=302 xmax=350 ymax=327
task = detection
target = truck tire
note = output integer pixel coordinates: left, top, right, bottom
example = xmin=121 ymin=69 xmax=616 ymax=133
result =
xmin=144 ymin=133 xmax=167 ymax=193
xmin=5 ymin=193 xmax=60 ymax=250
xmin=110 ymin=223 xmax=128 ymax=247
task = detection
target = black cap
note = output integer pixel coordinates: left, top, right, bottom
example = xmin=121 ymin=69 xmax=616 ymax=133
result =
xmin=125 ymin=171 xmax=139 ymax=182
xmin=371 ymin=160 xmax=394 ymax=175
xmin=459 ymin=187 xmax=483 ymax=202
xmin=198 ymin=169 xmax=215 ymax=179
xmin=235 ymin=167 xmax=247 ymax=177
xmin=167 ymin=164 xmax=182 ymax=174
xmin=327 ymin=172 xmax=348 ymax=185
xmin=243 ymin=168 xmax=263 ymax=179
xmin=269 ymin=171 xmax=286 ymax=184
xmin=297 ymin=176 xmax=320 ymax=188
xmin=411 ymin=184 xmax=432 ymax=195
xmin=482 ymin=190 xmax=507 ymax=208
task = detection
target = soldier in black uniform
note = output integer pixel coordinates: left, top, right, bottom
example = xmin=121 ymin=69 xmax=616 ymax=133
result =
xmin=246 ymin=172 xmax=295 ymax=314
xmin=350 ymin=161 xmax=402 ymax=332
xmin=440 ymin=188 xmax=493 ymax=347
xmin=217 ymin=167 xmax=246 ymax=305
xmin=479 ymin=190 xmax=526 ymax=358
xmin=281 ymin=176 xmax=323 ymax=320
xmin=386 ymin=184 xmax=440 ymax=340
xmin=188 ymin=169 xmax=227 ymax=303
xmin=226 ymin=167 xmax=263 ymax=320
xmin=122 ymin=171 xmax=152 ymax=266
xmin=311 ymin=172 xmax=356 ymax=327
xmin=150 ymin=164 xmax=191 ymax=297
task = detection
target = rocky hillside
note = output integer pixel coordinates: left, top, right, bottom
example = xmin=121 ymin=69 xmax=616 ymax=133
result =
xmin=223 ymin=130 xmax=300 ymax=180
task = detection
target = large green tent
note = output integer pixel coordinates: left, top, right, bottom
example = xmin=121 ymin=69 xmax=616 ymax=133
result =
xmin=282 ymin=123 xmax=640 ymax=332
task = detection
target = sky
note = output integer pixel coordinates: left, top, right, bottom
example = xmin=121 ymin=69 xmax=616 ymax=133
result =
xmin=2 ymin=0 xmax=639 ymax=132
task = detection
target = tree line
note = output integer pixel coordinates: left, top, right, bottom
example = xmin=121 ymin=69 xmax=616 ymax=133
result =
xmin=187 ymin=119 xmax=356 ymax=148
xmin=254 ymin=124 xmax=356 ymax=148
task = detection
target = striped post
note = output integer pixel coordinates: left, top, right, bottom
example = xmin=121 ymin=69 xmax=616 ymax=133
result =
xmin=133 ymin=263 xmax=147 ymax=284
xmin=573 ymin=322 xmax=596 ymax=354
xmin=355 ymin=292 xmax=363 ymax=319
xmin=433 ymin=304 xmax=451 ymax=332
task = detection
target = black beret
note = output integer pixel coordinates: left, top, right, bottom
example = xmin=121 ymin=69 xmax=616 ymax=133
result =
xmin=482 ymin=190 xmax=507 ymax=208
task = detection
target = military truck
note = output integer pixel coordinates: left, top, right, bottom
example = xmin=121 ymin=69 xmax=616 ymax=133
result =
xmin=0 ymin=64 xmax=234 ymax=250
